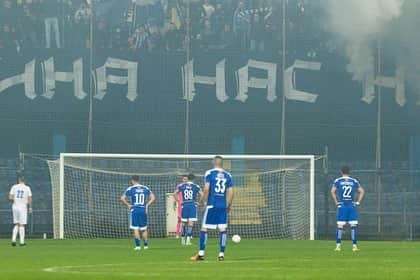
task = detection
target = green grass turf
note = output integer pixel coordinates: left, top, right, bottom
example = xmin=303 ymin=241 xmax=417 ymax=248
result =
xmin=0 ymin=239 xmax=419 ymax=280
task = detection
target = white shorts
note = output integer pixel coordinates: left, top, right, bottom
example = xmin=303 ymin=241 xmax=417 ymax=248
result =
xmin=13 ymin=206 xmax=28 ymax=225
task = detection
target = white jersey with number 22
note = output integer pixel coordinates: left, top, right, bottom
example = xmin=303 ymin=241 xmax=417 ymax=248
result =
xmin=10 ymin=184 xmax=32 ymax=208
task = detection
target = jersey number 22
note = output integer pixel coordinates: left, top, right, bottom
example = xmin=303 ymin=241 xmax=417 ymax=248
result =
xmin=342 ymin=185 xmax=352 ymax=198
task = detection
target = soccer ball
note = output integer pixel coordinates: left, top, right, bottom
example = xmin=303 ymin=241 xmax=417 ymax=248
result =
xmin=232 ymin=234 xmax=241 ymax=243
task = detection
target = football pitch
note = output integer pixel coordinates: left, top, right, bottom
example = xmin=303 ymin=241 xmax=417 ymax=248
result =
xmin=1 ymin=239 xmax=419 ymax=280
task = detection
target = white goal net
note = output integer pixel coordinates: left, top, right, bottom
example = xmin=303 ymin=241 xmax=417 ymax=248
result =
xmin=47 ymin=154 xmax=315 ymax=240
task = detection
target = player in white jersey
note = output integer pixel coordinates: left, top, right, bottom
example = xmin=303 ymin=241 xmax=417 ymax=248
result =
xmin=9 ymin=175 xmax=32 ymax=246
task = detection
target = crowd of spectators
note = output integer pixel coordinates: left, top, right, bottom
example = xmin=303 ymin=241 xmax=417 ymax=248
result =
xmin=0 ymin=0 xmax=315 ymax=55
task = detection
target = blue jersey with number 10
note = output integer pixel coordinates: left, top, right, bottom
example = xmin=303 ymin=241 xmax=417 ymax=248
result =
xmin=205 ymin=168 xmax=233 ymax=208
xmin=125 ymin=185 xmax=152 ymax=209
xmin=333 ymin=176 xmax=360 ymax=205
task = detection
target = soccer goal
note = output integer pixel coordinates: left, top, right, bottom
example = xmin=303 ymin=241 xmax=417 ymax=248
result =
xmin=47 ymin=154 xmax=315 ymax=240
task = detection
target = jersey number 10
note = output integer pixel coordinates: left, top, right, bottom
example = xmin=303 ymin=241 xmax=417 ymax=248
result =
xmin=215 ymin=178 xmax=227 ymax=194
xmin=134 ymin=193 xmax=145 ymax=205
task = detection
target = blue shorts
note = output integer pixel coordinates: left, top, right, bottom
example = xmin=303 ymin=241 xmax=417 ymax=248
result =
xmin=202 ymin=206 xmax=227 ymax=230
xmin=181 ymin=204 xmax=197 ymax=222
xmin=130 ymin=208 xmax=147 ymax=230
xmin=337 ymin=203 xmax=358 ymax=225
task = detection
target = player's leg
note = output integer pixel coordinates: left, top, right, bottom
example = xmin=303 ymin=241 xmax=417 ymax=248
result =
xmin=350 ymin=223 xmax=359 ymax=251
xmin=217 ymin=208 xmax=228 ymax=261
xmin=11 ymin=224 xmax=19 ymax=246
xmin=133 ymin=229 xmax=141 ymax=250
xmin=176 ymin=203 xmax=182 ymax=238
xmin=141 ymin=229 xmax=149 ymax=249
xmin=349 ymin=206 xmax=359 ymax=251
xmin=130 ymin=210 xmax=141 ymax=250
xmin=18 ymin=208 xmax=27 ymax=246
xmin=11 ymin=207 xmax=19 ymax=246
xmin=335 ymin=224 xmax=344 ymax=251
xmin=140 ymin=211 xmax=149 ymax=249
xmin=185 ymin=206 xmax=197 ymax=245
xmin=180 ymin=208 xmax=188 ymax=245
xmin=176 ymin=216 xmax=181 ymax=239
xmin=19 ymin=225 xmax=26 ymax=246
xmin=335 ymin=205 xmax=346 ymax=251
xmin=191 ymin=206 xmax=214 ymax=261
xmin=180 ymin=221 xmax=187 ymax=245
xmin=186 ymin=220 xmax=194 ymax=245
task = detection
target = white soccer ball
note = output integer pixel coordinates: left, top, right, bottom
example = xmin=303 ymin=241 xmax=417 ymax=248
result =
xmin=232 ymin=234 xmax=241 ymax=243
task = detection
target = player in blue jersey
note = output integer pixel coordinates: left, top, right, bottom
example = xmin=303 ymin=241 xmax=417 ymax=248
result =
xmin=174 ymin=173 xmax=202 ymax=246
xmin=331 ymin=166 xmax=365 ymax=252
xmin=120 ymin=175 xmax=156 ymax=251
xmin=191 ymin=156 xmax=234 ymax=261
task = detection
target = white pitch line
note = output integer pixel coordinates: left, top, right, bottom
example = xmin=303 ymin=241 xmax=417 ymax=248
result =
xmin=43 ymin=259 xmax=286 ymax=275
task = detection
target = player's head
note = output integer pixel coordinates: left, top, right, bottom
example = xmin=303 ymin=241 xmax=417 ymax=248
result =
xmin=181 ymin=173 xmax=195 ymax=182
xmin=182 ymin=174 xmax=189 ymax=183
xmin=17 ymin=174 xmax=25 ymax=183
xmin=130 ymin=175 xmax=140 ymax=185
xmin=187 ymin=173 xmax=195 ymax=181
xmin=341 ymin=166 xmax=350 ymax=176
xmin=213 ymin=155 xmax=223 ymax=168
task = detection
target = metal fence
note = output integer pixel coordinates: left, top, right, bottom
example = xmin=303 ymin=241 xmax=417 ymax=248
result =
xmin=1 ymin=158 xmax=419 ymax=240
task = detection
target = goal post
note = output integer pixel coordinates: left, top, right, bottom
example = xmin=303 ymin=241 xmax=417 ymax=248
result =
xmin=49 ymin=153 xmax=315 ymax=240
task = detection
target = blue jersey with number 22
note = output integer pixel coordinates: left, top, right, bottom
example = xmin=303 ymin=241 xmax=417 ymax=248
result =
xmin=205 ymin=168 xmax=233 ymax=208
xmin=333 ymin=176 xmax=360 ymax=205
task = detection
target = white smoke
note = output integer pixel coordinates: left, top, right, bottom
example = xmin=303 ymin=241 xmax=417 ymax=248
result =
xmin=321 ymin=0 xmax=405 ymax=81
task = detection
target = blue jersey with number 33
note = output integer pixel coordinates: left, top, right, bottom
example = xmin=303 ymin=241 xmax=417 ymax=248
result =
xmin=125 ymin=185 xmax=152 ymax=209
xmin=205 ymin=168 xmax=233 ymax=208
xmin=333 ymin=177 xmax=360 ymax=205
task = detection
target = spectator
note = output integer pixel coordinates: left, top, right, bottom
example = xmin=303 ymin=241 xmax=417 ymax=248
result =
xmin=74 ymin=2 xmax=92 ymax=47
xmin=233 ymin=1 xmax=249 ymax=50
xmin=198 ymin=19 xmax=215 ymax=50
xmin=20 ymin=3 xmax=40 ymax=48
xmin=201 ymin=0 xmax=215 ymax=21
xmin=249 ymin=13 xmax=265 ymax=53
xmin=219 ymin=24 xmax=235 ymax=49
xmin=135 ymin=0 xmax=165 ymax=28
xmin=111 ymin=24 xmax=129 ymax=50
xmin=0 ymin=0 xmax=18 ymax=29
xmin=164 ymin=22 xmax=181 ymax=51
xmin=129 ymin=25 xmax=149 ymax=52
xmin=211 ymin=3 xmax=225 ymax=36
xmin=0 ymin=24 xmax=20 ymax=50
xmin=94 ymin=18 xmax=109 ymax=49
xmin=41 ymin=0 xmax=61 ymax=48
xmin=147 ymin=25 xmax=163 ymax=53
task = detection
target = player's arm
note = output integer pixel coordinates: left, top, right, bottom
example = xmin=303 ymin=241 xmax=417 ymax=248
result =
xmin=201 ymin=182 xmax=210 ymax=207
xmin=173 ymin=189 xmax=180 ymax=204
xmin=195 ymin=188 xmax=204 ymax=207
xmin=227 ymin=187 xmax=234 ymax=212
xmin=147 ymin=193 xmax=156 ymax=208
xmin=120 ymin=193 xmax=131 ymax=209
xmin=330 ymin=186 xmax=339 ymax=206
xmin=28 ymin=195 xmax=33 ymax=214
xmin=356 ymin=186 xmax=365 ymax=205
xmin=8 ymin=186 xmax=15 ymax=202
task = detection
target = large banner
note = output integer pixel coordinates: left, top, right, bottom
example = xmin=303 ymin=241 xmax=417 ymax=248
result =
xmin=0 ymin=49 xmax=417 ymax=158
